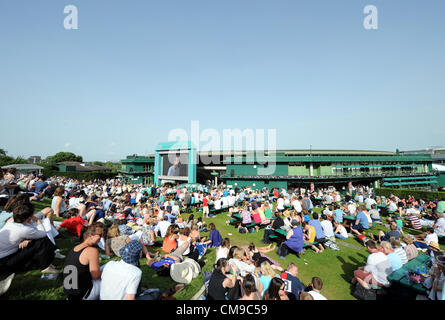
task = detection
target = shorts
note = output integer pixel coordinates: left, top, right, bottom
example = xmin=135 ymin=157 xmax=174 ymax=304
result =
xmin=353 ymin=269 xmax=383 ymax=287
xmin=351 ymin=224 xmax=364 ymax=232
xmin=304 ymin=240 xmax=314 ymax=246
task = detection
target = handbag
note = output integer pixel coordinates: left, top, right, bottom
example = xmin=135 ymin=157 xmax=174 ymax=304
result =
xmin=352 ymin=283 xmax=376 ymax=300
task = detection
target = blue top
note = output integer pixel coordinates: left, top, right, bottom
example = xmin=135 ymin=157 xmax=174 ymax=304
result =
xmin=259 ymin=275 xmax=272 ymax=296
xmin=0 ymin=211 xmax=13 ymax=230
xmin=209 ymin=229 xmax=222 ymax=248
xmin=334 ymin=209 xmax=344 ymax=223
xmin=387 ymin=252 xmax=403 ymax=271
xmin=284 ymin=227 xmax=304 ymax=253
xmin=355 ymin=211 xmax=369 ymax=229
xmin=309 ymin=219 xmax=326 ymax=239
xmin=280 ymin=271 xmax=305 ymax=300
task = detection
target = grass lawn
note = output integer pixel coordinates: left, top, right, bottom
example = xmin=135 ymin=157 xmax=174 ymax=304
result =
xmin=1 ymin=199 xmax=442 ymax=300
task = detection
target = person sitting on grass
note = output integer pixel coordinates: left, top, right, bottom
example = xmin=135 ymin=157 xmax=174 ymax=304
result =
xmin=277 ymin=219 xmax=304 ymax=259
xmin=350 ymin=205 xmax=370 ymax=236
xmin=262 ymin=211 xmax=284 ymax=244
xmin=369 ymin=204 xmax=381 ymax=223
xmin=333 ymin=204 xmax=345 ymax=223
xmin=208 ymin=223 xmax=222 ymax=248
xmin=104 ymin=224 xmax=131 ymax=257
xmin=63 ymin=222 xmax=105 ymax=300
xmin=380 ymin=241 xmax=403 ymax=272
xmin=351 ymin=240 xmax=392 ymax=290
xmin=404 ymin=211 xmax=422 ymax=230
xmin=239 ymin=273 xmax=263 ymax=300
xmin=413 ymin=227 xmax=439 ymax=253
xmin=280 ymin=262 xmax=305 ymax=300
xmin=376 ymin=222 xmax=400 ymax=243
xmin=216 ymin=238 xmax=231 ymax=262
xmin=303 ymin=221 xmax=324 ymax=254
xmin=333 ymin=221 xmax=349 ymax=240
xmin=100 ymin=240 xmax=144 ymax=300
xmin=390 ymin=237 xmax=408 ymax=265
xmin=263 ymin=277 xmax=289 ymax=300
xmin=206 ymin=258 xmax=240 ymax=300
xmin=258 ymin=261 xmax=277 ymax=296
xmin=141 ymin=217 xmax=156 ymax=247
xmin=309 ymin=212 xmax=327 ymax=250
xmin=0 ymin=202 xmax=58 ymax=274
xmin=162 ymin=225 xmax=179 ymax=254
xmin=308 ymin=277 xmax=328 ymax=300
xmin=237 ymin=208 xmax=253 ymax=232
xmin=401 ymin=234 xmax=418 ymax=261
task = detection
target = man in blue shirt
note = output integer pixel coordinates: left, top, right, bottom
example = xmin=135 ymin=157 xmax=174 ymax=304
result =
xmin=309 ymin=212 xmax=327 ymax=249
xmin=34 ymin=176 xmax=49 ymax=193
xmin=280 ymin=262 xmax=306 ymax=300
xmin=351 ymin=205 xmax=370 ymax=236
xmin=333 ymin=204 xmax=344 ymax=223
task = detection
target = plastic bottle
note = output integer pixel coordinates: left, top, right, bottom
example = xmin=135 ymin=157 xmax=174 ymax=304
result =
xmin=41 ymin=274 xmax=58 ymax=280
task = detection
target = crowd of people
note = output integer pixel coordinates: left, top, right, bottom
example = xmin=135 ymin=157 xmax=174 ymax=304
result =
xmin=1 ymin=167 xmax=445 ymax=300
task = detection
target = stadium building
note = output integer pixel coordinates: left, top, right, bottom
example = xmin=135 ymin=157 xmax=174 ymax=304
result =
xmin=120 ymin=147 xmax=439 ymax=190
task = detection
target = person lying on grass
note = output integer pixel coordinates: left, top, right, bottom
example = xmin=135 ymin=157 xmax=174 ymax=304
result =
xmin=57 ymin=208 xmax=88 ymax=238
xmin=0 ymin=201 xmax=58 ymax=275
xmin=245 ymin=242 xmax=283 ymax=272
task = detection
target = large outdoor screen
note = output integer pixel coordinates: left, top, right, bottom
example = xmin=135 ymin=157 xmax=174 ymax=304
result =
xmin=159 ymin=150 xmax=189 ymax=181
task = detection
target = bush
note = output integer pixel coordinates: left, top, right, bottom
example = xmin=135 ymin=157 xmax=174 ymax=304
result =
xmin=375 ymin=188 xmax=445 ymax=201
xmin=42 ymin=169 xmax=117 ymax=181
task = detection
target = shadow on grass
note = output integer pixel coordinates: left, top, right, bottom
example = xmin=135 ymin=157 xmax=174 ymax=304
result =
xmin=337 ymin=256 xmax=362 ymax=295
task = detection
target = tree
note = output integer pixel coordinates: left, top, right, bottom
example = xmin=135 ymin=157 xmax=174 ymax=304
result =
xmin=0 ymin=149 xmax=29 ymax=167
xmin=46 ymin=152 xmax=83 ymax=164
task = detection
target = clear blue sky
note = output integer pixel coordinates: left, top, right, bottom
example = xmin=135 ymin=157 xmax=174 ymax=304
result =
xmin=1 ymin=0 xmax=444 ymax=162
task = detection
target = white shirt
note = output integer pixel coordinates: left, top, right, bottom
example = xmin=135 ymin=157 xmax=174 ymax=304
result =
xmin=425 ymin=233 xmax=439 ymax=245
xmin=435 ymin=218 xmax=445 ymax=236
xmin=320 ymin=220 xmax=334 ymax=238
xmin=364 ymin=252 xmax=392 ymax=286
xmin=308 ymin=290 xmax=327 ymax=300
xmin=100 ymin=260 xmax=142 ymax=300
xmin=228 ymin=258 xmax=255 ymax=277
xmin=154 ymin=220 xmax=171 ymax=238
xmin=0 ymin=221 xmax=47 ymax=259
xmin=365 ymin=198 xmax=376 ymax=210
xmin=337 ymin=225 xmax=348 ymax=238
xmin=348 ymin=204 xmax=357 ymax=215
xmin=214 ymin=199 xmax=222 ymax=210
xmin=216 ymin=247 xmax=229 ymax=261
xmin=292 ymin=200 xmax=302 ymax=213
xmin=68 ymin=197 xmax=81 ymax=210
xmin=277 ymin=198 xmax=285 ymax=210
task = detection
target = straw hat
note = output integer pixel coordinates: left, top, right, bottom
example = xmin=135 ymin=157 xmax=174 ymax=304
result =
xmin=428 ymin=242 xmax=441 ymax=252
xmin=170 ymin=258 xmax=201 ymax=284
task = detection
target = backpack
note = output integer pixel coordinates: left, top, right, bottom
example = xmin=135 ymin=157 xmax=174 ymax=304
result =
xmin=352 ymin=283 xmax=377 ymax=300
xmin=239 ymin=227 xmax=247 ymax=234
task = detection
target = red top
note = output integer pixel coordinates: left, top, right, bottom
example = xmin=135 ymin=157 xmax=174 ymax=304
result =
xmin=60 ymin=216 xmax=87 ymax=238
xmin=203 ymin=198 xmax=208 ymax=207
xmin=273 ymin=189 xmax=279 ymax=197
xmin=252 ymin=212 xmax=262 ymax=224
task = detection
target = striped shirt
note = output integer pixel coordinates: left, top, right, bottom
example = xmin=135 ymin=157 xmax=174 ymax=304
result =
xmin=407 ymin=215 xmax=422 ymax=229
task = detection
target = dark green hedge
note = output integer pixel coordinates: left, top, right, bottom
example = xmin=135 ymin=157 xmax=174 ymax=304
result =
xmin=42 ymin=169 xmax=118 ymax=181
xmin=375 ymin=188 xmax=445 ymax=201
